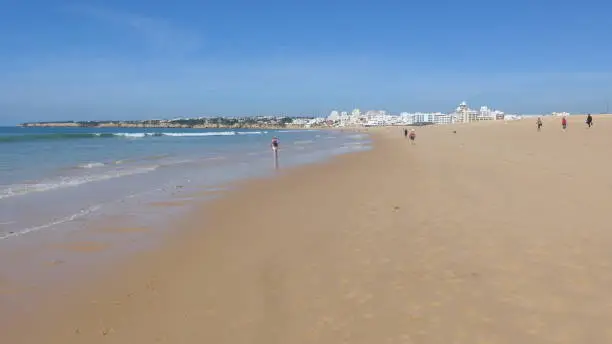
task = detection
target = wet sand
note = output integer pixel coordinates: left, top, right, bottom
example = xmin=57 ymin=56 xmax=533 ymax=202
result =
xmin=4 ymin=115 xmax=612 ymax=343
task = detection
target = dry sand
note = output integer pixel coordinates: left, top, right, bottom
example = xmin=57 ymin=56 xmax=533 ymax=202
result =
xmin=5 ymin=115 xmax=612 ymax=343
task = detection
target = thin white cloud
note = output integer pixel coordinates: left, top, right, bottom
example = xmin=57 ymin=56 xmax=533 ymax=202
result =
xmin=65 ymin=4 xmax=201 ymax=55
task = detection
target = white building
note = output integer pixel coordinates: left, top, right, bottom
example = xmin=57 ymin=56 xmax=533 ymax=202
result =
xmin=327 ymin=110 xmax=340 ymax=122
xmin=449 ymin=101 xmax=505 ymax=123
xmin=291 ymin=118 xmax=309 ymax=125
xmin=451 ymin=101 xmax=479 ymax=123
xmin=552 ymin=112 xmax=570 ymax=117
xmin=324 ymin=101 xmax=513 ymax=127
xmin=477 ymin=106 xmax=505 ymax=121
xmin=431 ymin=113 xmax=454 ymax=124
xmin=399 ymin=112 xmax=415 ymax=125
xmin=305 ymin=117 xmax=326 ymax=127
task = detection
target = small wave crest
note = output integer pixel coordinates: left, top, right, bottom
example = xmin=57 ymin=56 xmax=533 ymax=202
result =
xmin=0 ymin=205 xmax=101 ymax=240
xmin=0 ymin=131 xmax=267 ymax=143
xmin=111 ymin=133 xmax=149 ymax=138
xmin=236 ymin=131 xmax=263 ymax=135
xmin=77 ymin=162 xmax=106 ymax=169
xmin=0 ymin=166 xmax=159 ymax=200
xmin=160 ymin=132 xmax=235 ymax=137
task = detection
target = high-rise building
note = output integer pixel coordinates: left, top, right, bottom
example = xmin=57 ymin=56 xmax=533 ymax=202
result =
xmin=327 ymin=110 xmax=340 ymax=122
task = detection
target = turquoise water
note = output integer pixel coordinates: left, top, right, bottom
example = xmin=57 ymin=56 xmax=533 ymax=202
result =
xmin=0 ymin=126 xmax=370 ymax=239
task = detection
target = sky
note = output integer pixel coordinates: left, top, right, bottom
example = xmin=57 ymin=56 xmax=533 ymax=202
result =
xmin=1 ymin=0 xmax=612 ymax=124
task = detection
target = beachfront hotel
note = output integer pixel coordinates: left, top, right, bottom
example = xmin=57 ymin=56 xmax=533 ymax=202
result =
xmin=326 ymin=101 xmax=512 ymax=127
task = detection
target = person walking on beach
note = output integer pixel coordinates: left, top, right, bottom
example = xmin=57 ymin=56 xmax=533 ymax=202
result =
xmin=271 ymin=136 xmax=279 ymax=151
xmin=403 ymin=128 xmax=408 ymax=138
xmin=586 ymin=114 xmax=593 ymax=128
xmin=536 ymin=117 xmax=543 ymax=131
xmin=271 ymin=137 xmax=280 ymax=169
xmin=408 ymin=129 xmax=416 ymax=145
xmin=561 ymin=116 xmax=567 ymax=131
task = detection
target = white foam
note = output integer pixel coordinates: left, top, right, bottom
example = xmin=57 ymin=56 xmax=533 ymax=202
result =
xmin=161 ymin=132 xmax=236 ymax=137
xmin=0 ymin=205 xmax=101 ymax=240
xmin=78 ymin=162 xmax=105 ymax=169
xmin=89 ymin=131 xmax=266 ymax=138
xmin=0 ymin=166 xmax=159 ymax=200
xmin=112 ymin=133 xmax=147 ymax=138
xmin=236 ymin=131 xmax=263 ymax=135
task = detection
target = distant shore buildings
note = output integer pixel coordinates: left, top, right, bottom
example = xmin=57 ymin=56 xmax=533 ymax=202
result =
xmin=20 ymin=101 xmax=533 ymax=129
xmin=551 ymin=112 xmax=571 ymax=117
xmin=326 ymin=101 xmax=519 ymax=127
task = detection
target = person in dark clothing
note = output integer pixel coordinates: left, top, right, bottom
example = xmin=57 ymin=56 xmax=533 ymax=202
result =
xmin=586 ymin=114 xmax=593 ymax=128
xmin=271 ymin=137 xmax=280 ymax=169
xmin=536 ymin=117 xmax=543 ymax=131
xmin=271 ymin=137 xmax=279 ymax=150
xmin=403 ymin=128 xmax=408 ymax=138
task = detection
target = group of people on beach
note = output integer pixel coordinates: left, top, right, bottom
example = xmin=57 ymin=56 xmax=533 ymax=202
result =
xmin=536 ymin=114 xmax=593 ymax=132
xmin=403 ymin=128 xmax=416 ymax=144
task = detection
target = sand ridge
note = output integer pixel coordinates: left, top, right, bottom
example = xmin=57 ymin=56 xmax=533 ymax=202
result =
xmin=5 ymin=115 xmax=612 ymax=343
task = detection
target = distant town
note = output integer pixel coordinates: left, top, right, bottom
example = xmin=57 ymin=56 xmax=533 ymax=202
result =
xmin=19 ymin=101 xmax=574 ymax=129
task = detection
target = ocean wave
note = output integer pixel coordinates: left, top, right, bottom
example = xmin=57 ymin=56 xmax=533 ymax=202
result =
xmin=111 ymin=133 xmax=149 ymax=138
xmin=77 ymin=162 xmax=106 ymax=169
xmin=0 ymin=133 xmax=116 ymax=143
xmin=0 ymin=131 xmax=267 ymax=143
xmin=0 ymin=205 xmax=101 ymax=240
xmin=236 ymin=131 xmax=264 ymax=135
xmin=0 ymin=165 xmax=159 ymax=200
xmin=151 ymin=132 xmax=233 ymax=137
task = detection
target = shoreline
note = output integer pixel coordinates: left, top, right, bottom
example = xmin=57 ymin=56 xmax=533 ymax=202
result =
xmin=5 ymin=116 xmax=612 ymax=342
xmin=1 ymin=130 xmax=372 ymax=337
xmin=1 ymin=133 xmax=375 ymax=342
xmin=1 ymin=128 xmax=370 ymax=239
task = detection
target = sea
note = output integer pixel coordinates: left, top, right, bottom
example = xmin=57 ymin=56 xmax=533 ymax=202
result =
xmin=0 ymin=126 xmax=371 ymax=241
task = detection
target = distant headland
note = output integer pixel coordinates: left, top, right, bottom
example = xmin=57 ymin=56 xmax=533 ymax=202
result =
xmin=19 ymin=116 xmax=324 ymax=129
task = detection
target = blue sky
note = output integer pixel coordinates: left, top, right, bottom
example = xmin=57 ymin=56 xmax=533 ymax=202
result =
xmin=1 ymin=0 xmax=612 ymax=123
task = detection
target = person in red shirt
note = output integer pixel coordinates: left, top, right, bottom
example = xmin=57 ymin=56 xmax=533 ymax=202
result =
xmin=408 ymin=129 xmax=416 ymax=145
xmin=561 ymin=116 xmax=567 ymax=131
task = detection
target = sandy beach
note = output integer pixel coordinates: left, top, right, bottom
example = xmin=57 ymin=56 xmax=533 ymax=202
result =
xmin=5 ymin=115 xmax=612 ymax=343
